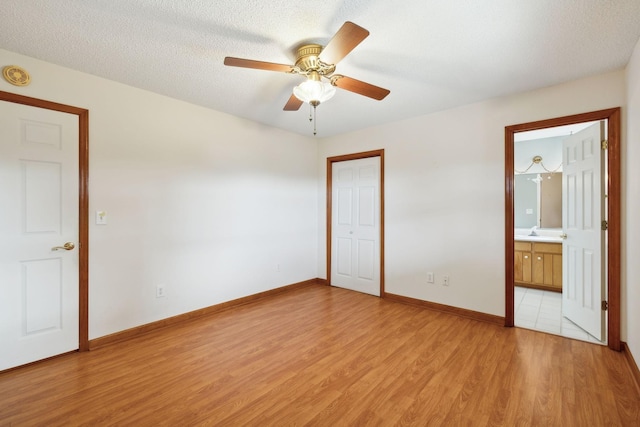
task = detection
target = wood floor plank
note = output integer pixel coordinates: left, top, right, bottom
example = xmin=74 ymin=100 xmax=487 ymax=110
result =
xmin=1 ymin=284 xmax=638 ymax=426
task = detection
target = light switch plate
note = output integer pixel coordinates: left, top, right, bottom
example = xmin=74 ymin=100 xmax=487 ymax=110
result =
xmin=96 ymin=210 xmax=107 ymax=225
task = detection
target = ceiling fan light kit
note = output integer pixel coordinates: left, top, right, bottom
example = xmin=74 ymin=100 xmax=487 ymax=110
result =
xmin=292 ymin=71 xmax=336 ymax=105
xmin=224 ymin=21 xmax=390 ymax=135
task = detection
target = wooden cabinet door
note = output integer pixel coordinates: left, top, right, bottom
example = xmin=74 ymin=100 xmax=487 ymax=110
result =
xmin=533 ymin=254 xmax=545 ymax=285
xmin=522 ymin=252 xmax=532 ymax=282
xmin=515 ymin=242 xmax=532 ymax=284
xmin=515 ymin=250 xmax=532 ymax=283
xmin=552 ymin=253 xmax=562 ymax=289
xmin=514 ymin=251 xmax=523 ymax=282
xmin=543 ymin=254 xmax=555 ymax=285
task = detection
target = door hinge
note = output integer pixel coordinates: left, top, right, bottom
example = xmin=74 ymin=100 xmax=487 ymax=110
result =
xmin=602 ymin=140 xmax=608 ymax=150
xmin=601 ymin=220 xmax=608 ymax=231
xmin=602 ymin=301 xmax=609 ymax=311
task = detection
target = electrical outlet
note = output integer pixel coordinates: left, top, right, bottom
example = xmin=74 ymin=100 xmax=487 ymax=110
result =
xmin=427 ymin=272 xmax=434 ymax=283
xmin=156 ymin=284 xmax=165 ymax=298
xmin=442 ymin=275 xmax=450 ymax=286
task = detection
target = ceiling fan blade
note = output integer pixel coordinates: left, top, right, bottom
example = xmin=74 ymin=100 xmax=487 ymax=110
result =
xmin=283 ymin=94 xmax=304 ymax=111
xmin=332 ymin=75 xmax=390 ymax=100
xmin=224 ymin=57 xmax=294 ymax=73
xmin=319 ymin=21 xmax=369 ymax=65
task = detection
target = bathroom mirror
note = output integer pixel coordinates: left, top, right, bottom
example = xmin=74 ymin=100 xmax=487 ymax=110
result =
xmin=514 ymin=172 xmax=562 ymax=228
xmin=514 ymin=134 xmax=564 ymax=229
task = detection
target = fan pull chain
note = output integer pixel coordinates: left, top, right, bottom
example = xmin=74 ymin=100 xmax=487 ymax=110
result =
xmin=313 ymin=104 xmax=317 ymax=136
xmin=308 ymin=100 xmax=320 ymax=136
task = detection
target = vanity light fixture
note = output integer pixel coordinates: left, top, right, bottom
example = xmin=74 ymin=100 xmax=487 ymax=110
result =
xmin=515 ymin=155 xmax=562 ymax=175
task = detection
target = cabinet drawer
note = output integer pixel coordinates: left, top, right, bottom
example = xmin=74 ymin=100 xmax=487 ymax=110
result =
xmin=515 ymin=241 xmax=532 ymax=251
xmin=533 ymin=242 xmax=562 ymax=254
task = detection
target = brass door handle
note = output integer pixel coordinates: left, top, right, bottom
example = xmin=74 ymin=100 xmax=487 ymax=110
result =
xmin=52 ymin=242 xmax=75 ymax=251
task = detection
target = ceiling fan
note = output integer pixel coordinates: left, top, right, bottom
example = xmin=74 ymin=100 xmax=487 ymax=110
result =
xmin=223 ymin=22 xmax=390 ymax=114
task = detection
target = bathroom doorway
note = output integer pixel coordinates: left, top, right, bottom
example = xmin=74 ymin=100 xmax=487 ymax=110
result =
xmin=504 ymin=108 xmax=621 ymax=351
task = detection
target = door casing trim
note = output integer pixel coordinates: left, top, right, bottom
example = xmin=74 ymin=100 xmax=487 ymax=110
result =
xmin=1 ymin=90 xmax=89 ymax=352
xmin=326 ymin=149 xmax=385 ymax=296
xmin=504 ymin=107 xmax=621 ymax=351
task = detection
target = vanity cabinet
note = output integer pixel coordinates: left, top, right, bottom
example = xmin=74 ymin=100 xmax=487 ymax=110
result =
xmin=514 ymin=241 xmax=562 ymax=292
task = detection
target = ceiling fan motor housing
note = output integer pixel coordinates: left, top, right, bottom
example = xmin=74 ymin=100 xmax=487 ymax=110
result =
xmin=295 ymin=44 xmax=335 ymax=75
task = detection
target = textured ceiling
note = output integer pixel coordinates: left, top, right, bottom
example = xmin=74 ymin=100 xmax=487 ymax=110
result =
xmin=1 ymin=0 xmax=639 ymax=137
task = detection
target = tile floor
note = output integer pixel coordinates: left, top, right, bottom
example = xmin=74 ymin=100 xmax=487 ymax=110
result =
xmin=514 ymin=286 xmax=604 ymax=344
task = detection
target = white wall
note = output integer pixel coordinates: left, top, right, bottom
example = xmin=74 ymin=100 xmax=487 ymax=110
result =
xmin=318 ymin=70 xmax=626 ymax=320
xmin=0 ymin=49 xmax=319 ymax=339
xmin=625 ymin=38 xmax=640 ymax=360
xmin=3 ymin=46 xmax=635 ymax=349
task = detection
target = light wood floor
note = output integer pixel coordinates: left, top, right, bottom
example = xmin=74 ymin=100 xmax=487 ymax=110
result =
xmin=1 ymin=284 xmax=638 ymax=426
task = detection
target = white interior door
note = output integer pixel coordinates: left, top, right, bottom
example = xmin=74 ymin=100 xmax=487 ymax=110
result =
xmin=331 ymin=156 xmax=380 ymax=296
xmin=0 ymin=100 xmax=79 ymax=370
xmin=562 ymin=122 xmax=605 ymax=341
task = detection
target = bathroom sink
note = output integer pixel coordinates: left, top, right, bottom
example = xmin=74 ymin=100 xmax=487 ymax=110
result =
xmin=514 ymin=234 xmax=563 ymax=243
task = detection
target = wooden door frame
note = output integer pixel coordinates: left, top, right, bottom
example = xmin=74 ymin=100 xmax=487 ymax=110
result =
xmin=1 ymin=90 xmax=90 ymax=352
xmin=505 ymin=107 xmax=621 ymax=351
xmin=326 ymin=149 xmax=385 ymax=296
